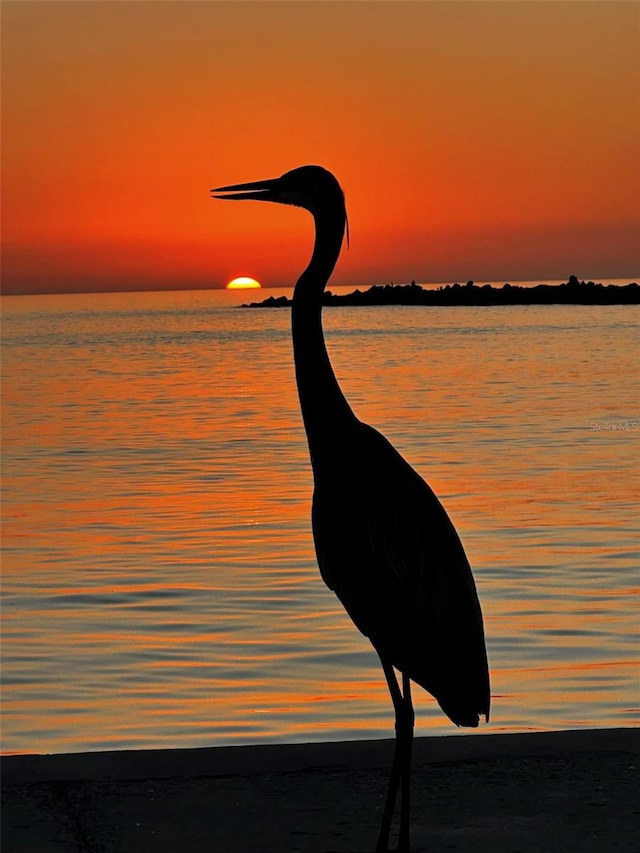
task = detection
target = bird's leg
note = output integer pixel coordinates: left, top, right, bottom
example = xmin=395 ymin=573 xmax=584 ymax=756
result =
xmin=397 ymin=671 xmax=414 ymax=853
xmin=376 ymin=657 xmax=404 ymax=853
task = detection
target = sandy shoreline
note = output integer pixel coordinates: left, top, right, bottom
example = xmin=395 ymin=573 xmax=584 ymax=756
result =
xmin=3 ymin=728 xmax=639 ymax=852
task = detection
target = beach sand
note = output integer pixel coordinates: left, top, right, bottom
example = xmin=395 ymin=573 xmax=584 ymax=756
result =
xmin=2 ymin=728 xmax=638 ymax=852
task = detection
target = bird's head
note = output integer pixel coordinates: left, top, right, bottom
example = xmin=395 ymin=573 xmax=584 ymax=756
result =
xmin=211 ymin=165 xmax=345 ymax=220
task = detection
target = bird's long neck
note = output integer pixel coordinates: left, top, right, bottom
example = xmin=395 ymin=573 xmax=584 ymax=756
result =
xmin=292 ymin=204 xmax=357 ymax=466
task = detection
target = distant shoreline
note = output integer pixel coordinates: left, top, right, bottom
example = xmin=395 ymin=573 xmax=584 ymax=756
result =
xmin=243 ymin=276 xmax=640 ymax=307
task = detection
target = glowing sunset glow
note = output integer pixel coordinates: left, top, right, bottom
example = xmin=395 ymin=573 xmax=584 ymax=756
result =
xmin=2 ymin=3 xmax=638 ymax=295
xmin=227 ymin=277 xmax=261 ymax=290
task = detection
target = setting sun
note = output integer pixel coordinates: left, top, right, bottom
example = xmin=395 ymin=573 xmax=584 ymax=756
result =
xmin=227 ymin=277 xmax=262 ymax=290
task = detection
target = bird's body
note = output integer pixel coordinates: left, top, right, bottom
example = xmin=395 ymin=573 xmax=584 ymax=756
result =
xmin=212 ymin=165 xmax=489 ymax=852
xmin=311 ymin=420 xmax=489 ymax=727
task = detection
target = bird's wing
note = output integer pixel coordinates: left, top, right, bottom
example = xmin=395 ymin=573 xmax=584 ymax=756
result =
xmin=311 ymin=422 xmax=489 ymax=724
xmin=313 ymin=422 xmax=472 ymax=623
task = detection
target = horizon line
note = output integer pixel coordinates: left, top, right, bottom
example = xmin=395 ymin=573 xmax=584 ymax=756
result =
xmin=3 ymin=275 xmax=639 ymax=299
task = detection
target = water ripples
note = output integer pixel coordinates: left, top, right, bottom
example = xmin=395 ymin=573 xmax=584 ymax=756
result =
xmin=1 ymin=291 xmax=638 ymax=753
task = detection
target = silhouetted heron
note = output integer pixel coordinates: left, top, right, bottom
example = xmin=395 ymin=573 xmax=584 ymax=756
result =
xmin=212 ymin=165 xmax=490 ymax=852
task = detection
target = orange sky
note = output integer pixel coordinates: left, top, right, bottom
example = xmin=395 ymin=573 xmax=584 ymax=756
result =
xmin=2 ymin=1 xmax=639 ymax=295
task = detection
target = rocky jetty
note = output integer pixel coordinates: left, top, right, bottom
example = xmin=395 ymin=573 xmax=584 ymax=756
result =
xmin=243 ymin=275 xmax=639 ymax=307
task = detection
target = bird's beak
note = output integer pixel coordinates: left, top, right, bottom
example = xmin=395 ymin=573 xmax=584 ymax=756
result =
xmin=210 ymin=177 xmax=280 ymax=202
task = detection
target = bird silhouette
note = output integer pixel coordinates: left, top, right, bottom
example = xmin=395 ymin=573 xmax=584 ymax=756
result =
xmin=211 ymin=165 xmax=490 ymax=852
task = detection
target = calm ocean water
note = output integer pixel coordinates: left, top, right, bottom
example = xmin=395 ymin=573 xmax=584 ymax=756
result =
xmin=2 ymin=287 xmax=638 ymax=755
